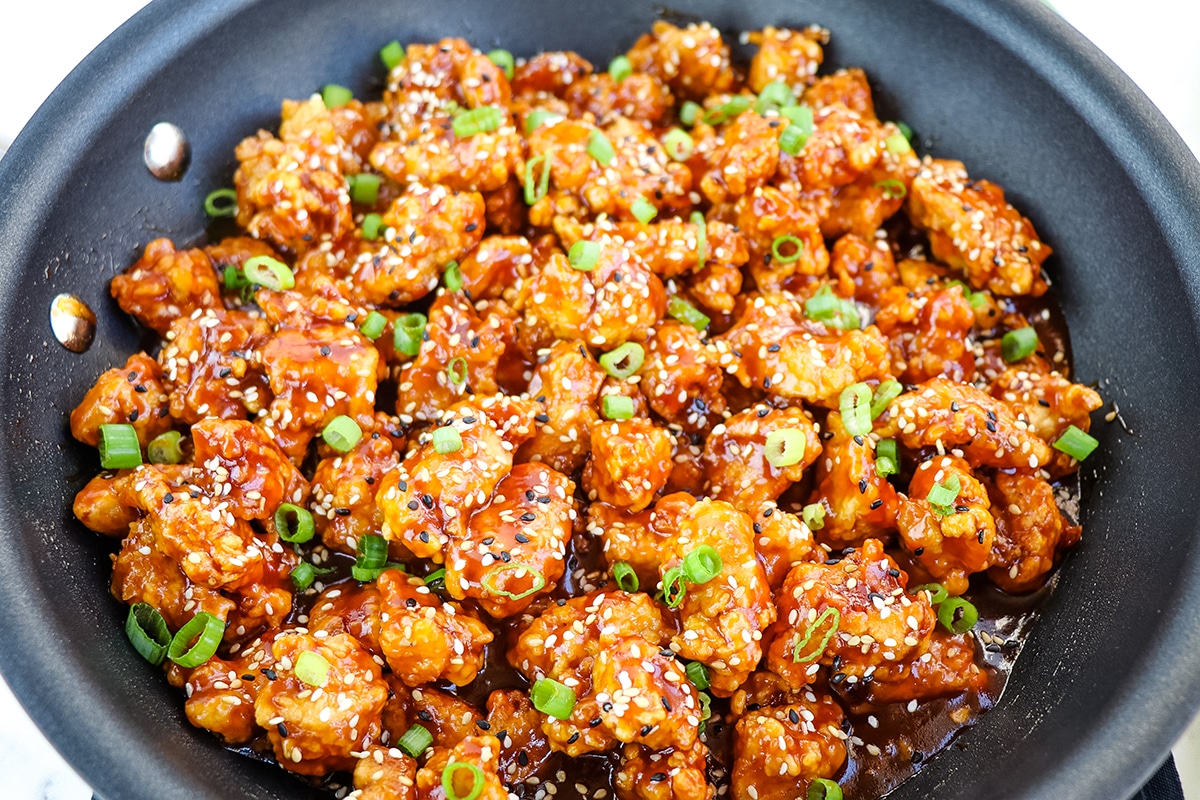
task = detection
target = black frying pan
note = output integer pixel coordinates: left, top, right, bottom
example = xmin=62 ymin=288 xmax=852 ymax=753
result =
xmin=1 ymin=1 xmax=1199 ymax=798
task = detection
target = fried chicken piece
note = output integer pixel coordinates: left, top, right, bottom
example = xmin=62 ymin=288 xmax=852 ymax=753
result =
xmin=731 ymin=692 xmax=847 ymax=800
xmin=110 ymin=239 xmax=222 ymax=334
xmin=627 ymin=21 xmax=735 ymax=100
xmin=517 ymin=340 xmax=606 ymax=475
xmin=811 ymin=410 xmax=901 ymax=547
xmin=70 ymin=352 xmax=172 ymax=447
xmin=897 ymin=455 xmax=996 ymax=596
xmin=159 ymin=309 xmax=272 ymax=423
xmin=907 ymin=158 xmax=1051 ymax=296
xmin=376 ymin=570 xmax=493 ymax=686
xmin=986 ymin=470 xmax=1081 ymax=593
xmin=254 ymin=631 xmax=389 ymax=775
xmin=702 ymin=405 xmax=821 ymax=513
xmin=875 ymin=377 xmax=1053 ymax=470
xmin=746 ymin=26 xmax=827 ymax=93
xmin=583 ymin=419 xmax=675 ymax=513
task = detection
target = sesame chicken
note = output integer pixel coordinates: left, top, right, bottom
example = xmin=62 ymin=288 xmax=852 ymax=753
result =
xmin=731 ymin=691 xmax=847 ymax=800
xmin=376 ymin=570 xmax=493 ymax=686
xmin=907 ymin=158 xmax=1052 ymax=296
xmin=352 ymin=745 xmax=417 ymax=800
xmin=158 ymin=309 xmax=272 ymax=424
xmin=70 ymin=352 xmax=172 ymax=447
xmin=702 ymin=405 xmax=821 ymax=513
xmin=448 ymin=462 xmax=575 ymax=616
xmin=75 ymin=19 xmax=1101 ymax=797
xmin=745 ymin=26 xmax=827 ymax=93
xmin=719 ymin=292 xmax=892 ymax=407
xmin=988 ymin=355 xmax=1102 ymax=477
xmin=110 ymin=239 xmax=222 ymax=335
xmin=615 ymin=743 xmax=714 ymax=800
xmin=986 ymin=470 xmax=1081 ymax=593
xmin=584 ymin=418 xmax=675 ymax=512
xmin=811 ymin=410 xmax=901 ymax=548
xmin=416 ymin=736 xmax=510 ymax=800
xmin=897 ymin=455 xmax=997 ymax=596
xmin=627 ymin=21 xmax=735 ymax=100
xmin=876 ymin=376 xmax=1053 ymax=470
xmin=254 ymin=631 xmax=389 ymax=775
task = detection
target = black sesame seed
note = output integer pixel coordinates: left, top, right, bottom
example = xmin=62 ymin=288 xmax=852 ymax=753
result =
xmin=590 ymin=717 xmax=603 ymax=727
xmin=956 ymin=505 xmax=971 ymax=513
xmin=858 ymin=479 xmax=868 ymax=494
xmin=406 ymin=598 xmax=418 ymax=607
xmin=365 ymin=476 xmax=375 ymax=485
xmin=767 ymin=343 xmax=781 ymax=353
xmin=262 ymin=668 xmax=277 ymax=681
xmin=515 ymin=533 xmax=530 ymax=543
xmin=832 ymin=672 xmax=846 ymax=684
xmin=128 ymin=409 xmax=139 ymax=421
xmin=788 ymin=709 xmax=800 ymax=724
xmin=763 ymin=508 xmax=773 ymax=517
xmin=870 ymin=499 xmax=883 ymax=510
xmin=482 ymin=537 xmax=495 ymax=546
xmin=887 ymin=569 xmax=900 ymax=578
xmin=277 ymin=723 xmax=289 ymax=738
xmin=476 ymin=719 xmax=491 ymax=730
xmin=753 ymin=523 xmax=762 ymax=534
xmin=914 ymin=547 xmax=925 ymax=556
xmin=986 ymin=421 xmax=997 ymax=433
xmin=462 ymin=416 xmax=477 ymax=424
xmin=320 ymin=345 xmax=331 ymax=356
xmin=163 ymin=493 xmax=174 ymax=504
xmin=397 ymin=481 xmax=408 ymax=492
xmin=419 ymin=531 xmax=430 ymax=543
xmin=421 ymin=494 xmax=434 ymax=508
xmin=951 ymin=402 xmax=961 ymax=412
xmin=520 ymin=512 xmax=536 ymax=522
xmin=912 ymin=751 xmax=925 ymax=764
xmin=746 ymin=703 xmax=761 ymax=712
xmin=651 ymin=772 xmax=667 ymax=782
xmin=418 ymin=710 xmax=433 ymax=721
xmin=465 ymin=223 xmax=478 ymax=232
xmin=241 ymin=674 xmax=255 ymax=681
xmin=134 ymin=384 xmax=148 ymax=393
xmin=853 ymin=435 xmax=864 ymax=446
xmin=661 ymin=697 xmax=672 ymax=711
xmin=535 ymin=413 xmax=550 ymax=423
xmin=518 ymin=751 xmax=529 ymax=766
xmin=640 ymin=725 xmax=652 ymax=737
xmin=501 ymin=551 xmax=512 ymax=562
xmin=603 ymin=703 xmax=614 ymax=712
xmin=757 ymin=408 xmax=769 ymax=418
xmin=407 ymin=500 xmax=420 ymax=511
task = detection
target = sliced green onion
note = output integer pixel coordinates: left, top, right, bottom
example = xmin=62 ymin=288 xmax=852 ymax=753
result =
xmin=602 ymin=395 xmax=635 ymax=420
xmin=443 ymin=261 xmax=463 ymax=291
xmin=568 ymin=240 xmax=602 ymax=272
xmin=682 ymin=545 xmax=723 ymax=585
xmin=612 ymin=561 xmax=639 ymax=593
xmin=896 ymin=121 xmax=914 ymax=141
xmin=870 ymin=379 xmax=903 ymax=420
xmin=531 ymin=677 xmax=577 ymax=720
xmin=914 ymin=583 xmax=949 ymax=605
xmin=804 ymin=285 xmax=860 ymax=330
xmin=886 ymin=131 xmax=912 ymax=155
xmin=524 ymin=153 xmax=552 ymax=205
xmin=425 ymin=568 xmax=447 ymax=589
xmin=875 ymin=438 xmax=899 ymax=478
xmin=679 ymin=101 xmax=702 ymax=127
xmin=351 ymin=565 xmax=396 ymax=582
xmin=698 ymin=691 xmax=712 ymax=722
xmin=452 ymin=106 xmax=504 ymax=137
xmin=754 ymin=80 xmax=793 ymax=115
xmin=99 ymin=424 xmax=142 ymax=469
xmin=661 ymin=565 xmax=687 ymax=609
xmin=223 ymin=265 xmax=249 ymax=290
xmin=1053 ymin=425 xmax=1099 ymax=461
xmin=289 ymin=562 xmax=334 ymax=592
xmin=764 ymin=428 xmax=807 ymax=468
xmin=433 ymin=426 xmax=463 ymax=454
xmin=792 ymin=607 xmax=840 ymax=663
xmin=667 ymin=295 xmax=710 ymax=331
xmin=839 ymin=383 xmax=873 ymax=437
xmin=631 ymin=197 xmax=657 ymax=224
xmin=442 ymin=762 xmax=486 ymax=800
xmin=685 ymin=661 xmax=710 ymax=691
xmin=322 ymin=84 xmax=353 ymax=109
xmin=690 ymin=210 xmax=707 ymax=269
xmin=398 ymin=723 xmax=434 ymax=757
xmin=526 ymin=109 xmax=564 ymax=133
xmin=968 ymin=290 xmax=988 ymax=309
xmin=802 ymin=503 xmax=825 ymax=531
xmin=322 ymin=415 xmax=363 ymax=453
xmin=393 ymin=312 xmax=427 ymax=356
xmin=126 ymin=603 xmax=170 ymax=666
xmin=1002 ymin=327 xmax=1039 ymax=362
xmin=779 ymin=105 xmax=814 ymax=156
xmin=875 ymin=179 xmax=907 ymax=200
xmin=587 ymin=129 xmax=616 ymax=166
xmin=243 ymin=255 xmax=296 ymax=291
xmin=663 ymin=127 xmax=694 ymax=162
xmin=808 ymin=778 xmax=843 ymax=800
xmin=447 ymin=357 xmax=469 ymax=386
xmin=147 ymin=431 xmax=184 ymax=465
xmin=167 ymin=612 xmax=224 ymax=668
xmin=927 ymin=473 xmax=962 ymax=515
xmin=347 ymin=172 xmax=381 ymax=205
xmin=295 ymin=650 xmax=330 ymax=687
xmin=703 ymin=95 xmax=752 ymax=125
xmin=937 ymin=597 xmax=979 ymax=634
xmin=599 ymin=342 xmax=645 ymax=380
xmin=380 ymin=40 xmax=405 ymax=70
xmin=359 ymin=310 xmax=388 ymax=340
xmin=204 ymin=188 xmax=238 ymax=218
xmin=482 ymin=562 xmax=548 ymax=600
xmin=362 ymin=213 xmax=385 ymax=240
xmin=357 ymin=533 xmax=389 ymax=570
xmin=608 ymin=55 xmax=632 ymax=82
xmin=488 ymin=49 xmax=515 ymax=80
xmin=771 ymin=235 xmax=804 ymax=264
xmin=274 ymin=503 xmax=315 ymax=544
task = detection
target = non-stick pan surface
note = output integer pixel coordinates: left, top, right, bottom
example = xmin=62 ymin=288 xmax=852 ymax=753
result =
xmin=1 ymin=1 xmax=1199 ymax=798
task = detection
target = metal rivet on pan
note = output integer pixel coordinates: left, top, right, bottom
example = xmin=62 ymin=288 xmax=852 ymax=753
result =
xmin=49 ymin=293 xmax=97 ymax=353
xmin=143 ymin=122 xmax=190 ymax=181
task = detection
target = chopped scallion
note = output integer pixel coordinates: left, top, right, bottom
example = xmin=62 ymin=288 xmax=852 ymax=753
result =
xmin=661 ymin=565 xmax=687 ymax=609
xmin=568 ymin=240 xmax=602 ymax=272
xmin=792 ymin=607 xmax=840 ymax=663
xmin=204 ymin=188 xmax=238 ymax=218
xmin=631 ymin=197 xmax=658 ymax=224
xmin=359 ymin=310 xmax=388 ymax=340
xmin=875 ymin=438 xmax=899 ymax=477
xmin=526 ymin=109 xmax=564 ymax=133
xmin=482 ymin=562 xmax=547 ymax=600
xmin=361 ymin=213 xmax=384 ymax=240
xmin=322 ymin=84 xmax=353 ymax=109
xmin=602 ymin=394 xmax=635 ymax=420
xmin=443 ymin=261 xmax=463 ymax=291
xmin=667 ymin=295 xmax=710 ymax=331
xmin=432 ymin=426 xmax=463 ymax=454
xmin=322 ymin=415 xmax=363 ymax=453
xmin=442 ymin=762 xmax=486 ymax=800
xmin=347 ymin=172 xmax=381 ymax=205
xmin=612 ymin=561 xmax=639 ymax=593
xmin=146 ymin=430 xmax=184 ymax=465
xmin=243 ymin=255 xmax=296 ymax=291
xmin=1053 ymin=425 xmax=1099 ymax=461
xmin=99 ymin=424 xmax=142 ymax=469
xmin=167 ymin=612 xmax=224 ymax=668
xmin=524 ymin=153 xmax=552 ymax=205
xmin=754 ymin=80 xmax=793 ymax=115
xmin=294 ymin=650 xmax=330 ymax=687
xmin=808 ymin=778 xmax=844 ymax=800
xmin=394 ymin=312 xmax=427 ymax=356
xmin=587 ymin=129 xmax=616 ymax=166
xmin=663 ymin=127 xmax=694 ymax=162
xmin=703 ymin=94 xmax=752 ymax=125
xmin=764 ymin=428 xmax=807 ymax=468
xmin=452 ymin=106 xmax=504 ymax=137
xmin=804 ymin=285 xmax=860 ymax=330
xmin=274 ymin=503 xmax=315 ymax=544
xmin=447 ymin=357 xmax=469 ymax=386
xmin=802 ymin=503 xmax=825 ymax=531
xmin=914 ymin=583 xmax=949 ymax=605
xmin=839 ymin=383 xmax=873 ymax=437
xmin=126 ymin=603 xmax=170 ymax=666
xmin=779 ymin=105 xmax=814 ymax=156
xmin=870 ymin=379 xmax=903 ymax=420
xmin=685 ymin=661 xmax=710 ymax=691
xmin=771 ymin=234 xmax=804 ymax=264
xmin=875 ymin=178 xmax=907 ymax=199
xmin=599 ymin=342 xmax=645 ymax=380
xmin=681 ymin=545 xmax=723 ymax=585
xmin=487 ymin=49 xmax=515 ymax=80
xmin=927 ymin=474 xmax=962 ymax=515
xmin=531 ymin=677 xmax=577 ymax=720
xmin=398 ymin=723 xmax=434 ymax=757
xmin=608 ymin=54 xmax=632 ymax=82
xmin=380 ymin=40 xmax=405 ymax=70
xmin=1002 ymin=327 xmax=1039 ymax=362
xmin=679 ymin=101 xmax=702 ymax=127
xmin=937 ymin=596 xmax=979 ymax=634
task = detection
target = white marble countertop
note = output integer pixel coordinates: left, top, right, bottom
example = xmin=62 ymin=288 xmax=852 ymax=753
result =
xmin=0 ymin=0 xmax=1196 ymax=797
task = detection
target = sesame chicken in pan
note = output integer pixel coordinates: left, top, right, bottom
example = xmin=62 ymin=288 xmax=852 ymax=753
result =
xmin=71 ymin=18 xmax=1102 ymax=800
